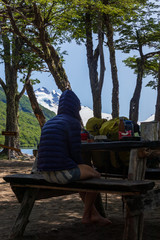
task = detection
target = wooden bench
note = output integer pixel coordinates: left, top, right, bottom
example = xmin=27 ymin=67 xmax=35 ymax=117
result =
xmin=3 ymin=173 xmax=156 ymax=240
xmin=100 ymin=168 xmax=160 ymax=180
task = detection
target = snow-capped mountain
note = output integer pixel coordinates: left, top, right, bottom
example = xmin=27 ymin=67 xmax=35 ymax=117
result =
xmin=35 ymin=87 xmax=112 ymax=125
xmin=35 ymin=87 xmax=61 ymax=114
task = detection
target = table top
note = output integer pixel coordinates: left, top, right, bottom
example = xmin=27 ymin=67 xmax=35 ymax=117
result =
xmin=81 ymin=140 xmax=160 ymax=151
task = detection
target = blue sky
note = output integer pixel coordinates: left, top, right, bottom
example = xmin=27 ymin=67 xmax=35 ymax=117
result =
xmin=0 ymin=40 xmax=157 ymax=122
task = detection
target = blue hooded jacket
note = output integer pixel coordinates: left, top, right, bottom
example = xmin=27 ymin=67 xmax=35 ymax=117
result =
xmin=37 ymin=90 xmax=84 ymax=171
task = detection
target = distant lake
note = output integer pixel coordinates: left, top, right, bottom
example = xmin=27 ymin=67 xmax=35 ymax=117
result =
xmin=0 ymin=147 xmax=36 ymax=155
xmin=0 ymin=148 xmax=35 ymax=155
xmin=21 ymin=148 xmax=35 ymax=155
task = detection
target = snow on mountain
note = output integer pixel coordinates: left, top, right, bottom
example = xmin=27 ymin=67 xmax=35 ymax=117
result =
xmin=35 ymin=87 xmax=112 ymax=125
xmin=80 ymin=106 xmax=111 ymax=126
xmin=143 ymin=114 xmax=155 ymax=122
xmin=35 ymin=87 xmax=61 ymax=114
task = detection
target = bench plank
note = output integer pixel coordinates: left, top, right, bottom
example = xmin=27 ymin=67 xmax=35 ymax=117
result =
xmin=3 ymin=173 xmax=153 ymax=204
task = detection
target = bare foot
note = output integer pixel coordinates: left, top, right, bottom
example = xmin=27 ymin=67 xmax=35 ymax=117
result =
xmin=81 ymin=213 xmax=93 ymax=224
xmin=81 ymin=218 xmax=93 ymax=225
xmin=82 ymin=215 xmax=112 ymax=226
xmin=90 ymin=215 xmax=112 ymax=226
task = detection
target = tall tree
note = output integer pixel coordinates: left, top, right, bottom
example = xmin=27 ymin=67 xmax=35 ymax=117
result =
xmin=67 ymin=0 xmax=144 ymax=118
xmin=75 ymin=0 xmax=147 ymax=119
xmin=0 ymin=20 xmax=46 ymax=157
xmin=0 ymin=32 xmax=32 ymax=155
xmin=104 ymin=13 xmax=119 ymax=118
xmin=129 ymin=30 xmax=145 ymax=123
xmin=0 ymin=0 xmax=72 ymax=157
xmin=145 ymin=55 xmax=160 ymax=121
xmin=102 ymin=0 xmax=150 ymax=119
xmin=85 ymin=8 xmax=105 ymax=118
xmin=115 ymin=1 xmax=160 ymax=122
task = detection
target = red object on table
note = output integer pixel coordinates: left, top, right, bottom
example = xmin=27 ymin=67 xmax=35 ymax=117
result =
xmin=119 ymin=130 xmax=132 ymax=140
xmin=81 ymin=133 xmax=89 ymax=141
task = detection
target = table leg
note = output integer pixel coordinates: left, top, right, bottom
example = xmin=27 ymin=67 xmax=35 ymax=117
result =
xmin=124 ymin=148 xmax=147 ymax=240
xmin=128 ymin=149 xmax=147 ymax=181
xmin=123 ymin=197 xmax=144 ymax=240
xmin=9 ymin=188 xmax=39 ymax=240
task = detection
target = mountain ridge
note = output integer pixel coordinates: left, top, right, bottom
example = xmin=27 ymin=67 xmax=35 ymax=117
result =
xmin=34 ymin=87 xmax=155 ymax=124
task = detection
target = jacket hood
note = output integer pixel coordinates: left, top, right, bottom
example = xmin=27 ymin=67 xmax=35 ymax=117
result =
xmin=57 ymin=90 xmax=81 ymax=120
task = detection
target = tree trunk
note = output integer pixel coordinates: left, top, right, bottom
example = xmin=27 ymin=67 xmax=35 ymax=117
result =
xmin=155 ymin=59 xmax=160 ymax=121
xmin=104 ymin=14 xmax=119 ymax=118
xmin=5 ymin=87 xmax=20 ymax=151
xmin=0 ymin=34 xmax=22 ymax=157
xmin=92 ymin=87 xmax=102 ymax=117
xmin=25 ymin=80 xmax=46 ymax=128
xmin=129 ymin=31 xmax=145 ymax=124
xmin=129 ymin=59 xmax=144 ymax=123
xmin=85 ymin=11 xmax=105 ymax=118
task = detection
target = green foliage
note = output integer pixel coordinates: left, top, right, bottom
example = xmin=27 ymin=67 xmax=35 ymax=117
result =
xmin=115 ymin=0 xmax=160 ymax=91
xmin=0 ymin=87 xmax=56 ymax=147
xmin=19 ymin=111 xmax=41 ymax=147
xmin=123 ymin=57 xmax=138 ymax=72
xmin=1 ymin=0 xmax=144 ymax=54
xmin=123 ymin=55 xmax=160 ymax=88
xmin=115 ymin=1 xmax=160 ymax=53
xmin=145 ymin=56 xmax=160 ymax=89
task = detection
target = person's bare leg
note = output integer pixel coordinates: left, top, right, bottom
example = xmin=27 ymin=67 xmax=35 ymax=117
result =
xmin=78 ymin=164 xmax=111 ymax=225
xmin=89 ymin=204 xmax=112 ymax=225
xmin=79 ymin=192 xmax=96 ymax=223
xmin=78 ymin=164 xmax=101 ymax=179
xmin=79 ymin=192 xmax=112 ymax=225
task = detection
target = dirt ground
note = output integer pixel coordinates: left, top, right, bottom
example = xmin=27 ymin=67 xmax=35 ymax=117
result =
xmin=0 ymin=157 xmax=160 ymax=240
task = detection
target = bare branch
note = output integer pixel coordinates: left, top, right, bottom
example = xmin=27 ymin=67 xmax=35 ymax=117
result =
xmin=25 ymin=79 xmax=46 ymax=128
xmin=19 ymin=83 xmax=26 ymax=99
xmin=144 ymin=51 xmax=160 ymax=60
xmin=16 ymin=69 xmax=32 ymax=102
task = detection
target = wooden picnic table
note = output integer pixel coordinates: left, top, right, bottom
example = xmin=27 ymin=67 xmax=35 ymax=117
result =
xmin=81 ymin=140 xmax=160 ymax=240
xmin=3 ymin=140 xmax=160 ymax=240
xmin=81 ymin=140 xmax=160 ymax=180
xmin=81 ymin=140 xmax=160 ymax=152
